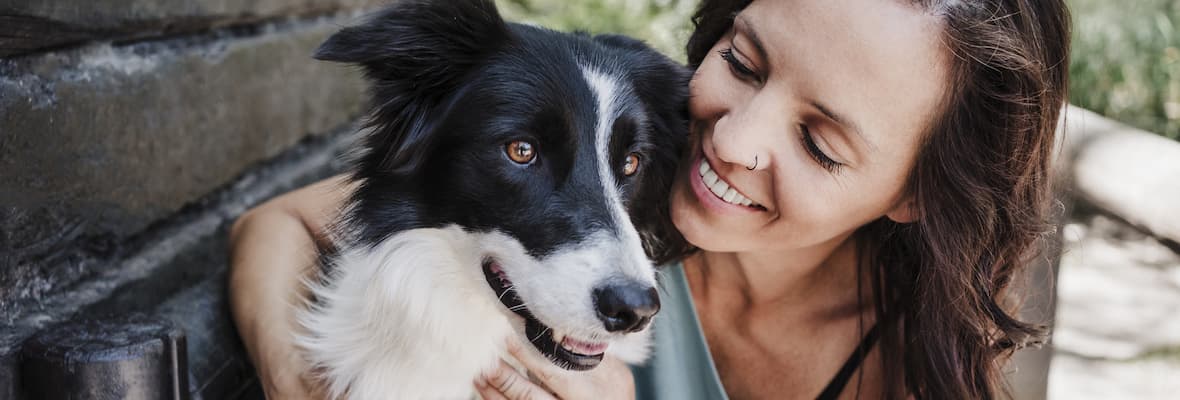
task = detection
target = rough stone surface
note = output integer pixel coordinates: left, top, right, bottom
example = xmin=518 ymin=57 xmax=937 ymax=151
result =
xmin=0 ymin=346 xmax=18 ymax=400
xmin=20 ymin=314 xmax=188 ymax=400
xmin=0 ymin=16 xmax=366 ymax=310
xmin=1049 ymin=214 xmax=1180 ymax=399
xmin=0 ymin=128 xmax=350 ymax=398
xmin=155 ymin=273 xmax=258 ymax=400
xmin=0 ymin=0 xmax=385 ymax=57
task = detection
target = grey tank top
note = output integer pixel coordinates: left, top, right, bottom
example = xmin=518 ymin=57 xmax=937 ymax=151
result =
xmin=631 ymin=263 xmax=729 ymax=400
xmin=630 ymin=263 xmax=881 ymax=400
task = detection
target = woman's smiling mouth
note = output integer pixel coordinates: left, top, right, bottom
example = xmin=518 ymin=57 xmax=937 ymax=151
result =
xmin=691 ymin=157 xmax=766 ymax=213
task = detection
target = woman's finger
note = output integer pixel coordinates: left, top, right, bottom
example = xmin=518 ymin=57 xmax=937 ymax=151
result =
xmin=480 ymin=360 xmax=558 ymax=400
xmin=504 ymin=337 xmax=635 ymax=400
xmin=474 ymin=378 xmax=510 ymax=400
xmin=504 ymin=338 xmax=566 ymax=387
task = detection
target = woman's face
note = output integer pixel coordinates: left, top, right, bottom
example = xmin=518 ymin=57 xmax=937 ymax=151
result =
xmin=670 ymin=0 xmax=949 ymax=254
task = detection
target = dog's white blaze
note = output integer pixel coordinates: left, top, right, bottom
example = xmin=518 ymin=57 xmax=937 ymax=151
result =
xmin=484 ymin=66 xmax=664 ymax=364
xmin=580 ymin=66 xmax=656 ymax=283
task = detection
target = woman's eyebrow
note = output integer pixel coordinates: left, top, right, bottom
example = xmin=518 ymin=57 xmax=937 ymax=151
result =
xmin=811 ymin=100 xmax=877 ymax=153
xmin=733 ymin=15 xmax=768 ymax=62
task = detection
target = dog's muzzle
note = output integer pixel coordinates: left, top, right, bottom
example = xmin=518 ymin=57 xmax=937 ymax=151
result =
xmin=481 ymin=258 xmax=658 ymax=370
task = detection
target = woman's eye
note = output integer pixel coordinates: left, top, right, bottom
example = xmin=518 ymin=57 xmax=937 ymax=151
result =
xmin=719 ymin=48 xmax=759 ymax=82
xmin=622 ymin=153 xmax=641 ymax=176
xmin=799 ymin=125 xmax=843 ymax=174
xmin=505 ymin=140 xmax=537 ymax=164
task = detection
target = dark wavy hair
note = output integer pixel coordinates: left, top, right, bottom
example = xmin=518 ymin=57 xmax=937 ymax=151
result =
xmin=675 ymin=0 xmax=1071 ymax=398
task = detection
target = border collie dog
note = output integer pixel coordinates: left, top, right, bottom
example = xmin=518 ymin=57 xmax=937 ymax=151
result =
xmin=297 ymin=0 xmax=689 ymax=398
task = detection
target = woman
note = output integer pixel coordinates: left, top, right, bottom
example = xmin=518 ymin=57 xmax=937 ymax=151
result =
xmin=230 ymin=0 xmax=1071 ymax=398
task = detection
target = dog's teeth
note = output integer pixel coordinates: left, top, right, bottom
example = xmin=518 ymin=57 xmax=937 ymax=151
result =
xmin=553 ymin=332 xmax=565 ymax=344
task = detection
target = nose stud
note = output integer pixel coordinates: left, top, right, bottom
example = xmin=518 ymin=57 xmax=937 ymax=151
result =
xmin=747 ymin=155 xmax=758 ymax=171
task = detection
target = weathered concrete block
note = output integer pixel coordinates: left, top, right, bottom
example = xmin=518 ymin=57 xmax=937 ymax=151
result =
xmin=0 ymin=0 xmax=386 ymax=56
xmin=0 ymin=130 xmax=351 ymax=400
xmin=0 ymin=16 xmax=366 ymax=303
xmin=0 ymin=339 xmax=18 ymax=400
xmin=20 ymin=315 xmax=188 ymax=400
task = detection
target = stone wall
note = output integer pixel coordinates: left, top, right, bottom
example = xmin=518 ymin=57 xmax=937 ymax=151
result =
xmin=1 ymin=1 xmax=381 ymax=398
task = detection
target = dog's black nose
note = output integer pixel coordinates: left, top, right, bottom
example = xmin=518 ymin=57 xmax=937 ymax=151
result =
xmin=593 ymin=282 xmax=660 ymax=333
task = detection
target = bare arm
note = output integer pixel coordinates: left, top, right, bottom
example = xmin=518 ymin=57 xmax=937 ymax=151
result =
xmin=228 ymin=175 xmax=353 ymax=399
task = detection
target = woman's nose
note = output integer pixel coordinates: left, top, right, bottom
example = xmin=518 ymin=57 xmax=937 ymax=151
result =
xmin=710 ymin=96 xmax=786 ymax=172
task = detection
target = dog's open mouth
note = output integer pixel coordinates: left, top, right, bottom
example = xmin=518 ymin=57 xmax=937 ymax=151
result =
xmin=481 ymin=259 xmax=607 ymax=371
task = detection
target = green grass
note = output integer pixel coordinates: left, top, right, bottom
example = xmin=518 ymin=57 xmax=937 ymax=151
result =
xmin=1068 ymin=0 xmax=1180 ymax=139
xmin=497 ymin=0 xmax=1180 ymax=139
xmin=1128 ymin=344 xmax=1180 ymax=363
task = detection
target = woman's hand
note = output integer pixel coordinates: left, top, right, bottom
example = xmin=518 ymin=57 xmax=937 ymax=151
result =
xmin=474 ymin=338 xmax=636 ymax=400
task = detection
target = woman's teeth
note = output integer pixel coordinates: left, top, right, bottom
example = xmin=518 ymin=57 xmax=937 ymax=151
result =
xmin=699 ymin=159 xmax=758 ymax=207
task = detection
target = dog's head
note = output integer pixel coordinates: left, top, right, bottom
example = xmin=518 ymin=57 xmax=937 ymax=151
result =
xmin=318 ymin=0 xmax=689 ymax=370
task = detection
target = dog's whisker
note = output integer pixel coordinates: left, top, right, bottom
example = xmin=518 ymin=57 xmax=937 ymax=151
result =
xmin=497 ymin=285 xmax=516 ymax=302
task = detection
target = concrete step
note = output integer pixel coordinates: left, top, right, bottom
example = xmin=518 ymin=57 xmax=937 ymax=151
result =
xmin=1 ymin=13 xmax=367 ymax=313
xmin=1 ymin=126 xmax=353 ymax=399
xmin=0 ymin=0 xmax=385 ymax=57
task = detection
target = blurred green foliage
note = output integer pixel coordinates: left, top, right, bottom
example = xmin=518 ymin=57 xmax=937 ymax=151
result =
xmin=1069 ymin=0 xmax=1180 ymax=139
xmin=498 ymin=0 xmax=1180 ymax=139
xmin=494 ymin=0 xmax=695 ymax=60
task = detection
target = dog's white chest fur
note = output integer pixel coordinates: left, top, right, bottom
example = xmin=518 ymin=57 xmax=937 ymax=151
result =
xmin=297 ymin=226 xmax=651 ymax=399
xmin=298 ymin=227 xmax=517 ymax=399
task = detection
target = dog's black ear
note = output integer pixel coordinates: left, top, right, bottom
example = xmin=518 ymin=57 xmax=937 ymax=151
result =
xmin=316 ymin=0 xmax=510 ymax=175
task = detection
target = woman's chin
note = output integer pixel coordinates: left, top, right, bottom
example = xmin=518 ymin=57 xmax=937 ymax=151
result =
xmin=671 ymin=178 xmax=748 ymax=251
xmin=671 ymin=202 xmax=744 ymax=253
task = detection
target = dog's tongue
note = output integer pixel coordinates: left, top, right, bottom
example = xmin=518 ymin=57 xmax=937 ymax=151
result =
xmin=560 ymin=336 xmax=608 ymax=356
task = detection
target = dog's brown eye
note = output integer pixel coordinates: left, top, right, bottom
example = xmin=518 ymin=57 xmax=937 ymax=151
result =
xmin=506 ymin=141 xmax=536 ymax=164
xmin=623 ymin=153 xmax=640 ymax=176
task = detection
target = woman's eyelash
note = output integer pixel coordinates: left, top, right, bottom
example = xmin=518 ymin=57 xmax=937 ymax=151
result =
xmin=800 ymin=125 xmax=843 ymax=173
xmin=719 ymin=47 xmax=838 ymax=174
xmin=719 ymin=48 xmax=758 ymax=81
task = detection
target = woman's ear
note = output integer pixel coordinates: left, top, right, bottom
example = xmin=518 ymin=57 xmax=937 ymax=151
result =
xmin=885 ymin=197 xmax=918 ymax=224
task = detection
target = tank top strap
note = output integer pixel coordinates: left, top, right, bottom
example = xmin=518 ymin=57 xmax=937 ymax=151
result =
xmin=815 ymin=322 xmax=881 ymax=400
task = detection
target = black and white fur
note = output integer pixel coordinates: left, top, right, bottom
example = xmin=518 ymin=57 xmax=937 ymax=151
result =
xmin=296 ymin=0 xmax=689 ymax=398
